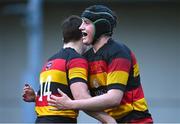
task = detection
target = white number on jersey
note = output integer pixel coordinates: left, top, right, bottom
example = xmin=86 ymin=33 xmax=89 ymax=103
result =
xmin=39 ymin=76 xmax=52 ymax=101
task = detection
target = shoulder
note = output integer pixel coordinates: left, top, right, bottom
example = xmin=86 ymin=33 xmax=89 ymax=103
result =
xmin=64 ymin=48 xmax=88 ymax=67
xmin=106 ymin=39 xmax=132 ymax=61
xmin=47 ymin=50 xmax=63 ymax=61
xmin=47 ymin=48 xmax=86 ymax=61
xmin=67 ymin=48 xmax=85 ymax=60
xmin=109 ymin=39 xmax=130 ymax=53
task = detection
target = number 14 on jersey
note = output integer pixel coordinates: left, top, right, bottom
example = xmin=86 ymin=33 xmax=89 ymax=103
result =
xmin=39 ymin=76 xmax=52 ymax=101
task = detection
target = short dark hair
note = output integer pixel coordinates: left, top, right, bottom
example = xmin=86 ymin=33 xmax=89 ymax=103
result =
xmin=62 ymin=15 xmax=82 ymax=43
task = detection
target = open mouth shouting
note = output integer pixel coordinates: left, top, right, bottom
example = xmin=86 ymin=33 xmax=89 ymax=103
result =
xmin=82 ymin=32 xmax=88 ymax=37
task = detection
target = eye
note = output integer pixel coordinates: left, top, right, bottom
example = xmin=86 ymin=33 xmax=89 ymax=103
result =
xmin=84 ymin=19 xmax=91 ymax=24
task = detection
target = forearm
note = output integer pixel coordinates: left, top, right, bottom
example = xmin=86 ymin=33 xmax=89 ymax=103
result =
xmin=72 ymin=90 xmax=123 ymax=111
xmin=72 ymin=94 xmax=112 ymax=111
xmin=70 ymin=83 xmax=117 ymax=123
xmin=84 ymin=111 xmax=117 ymax=124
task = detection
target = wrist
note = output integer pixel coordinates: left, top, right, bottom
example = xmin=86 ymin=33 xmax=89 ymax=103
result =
xmin=71 ymin=100 xmax=79 ymax=110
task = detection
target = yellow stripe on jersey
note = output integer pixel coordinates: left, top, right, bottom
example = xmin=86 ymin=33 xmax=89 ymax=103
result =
xmin=35 ymin=106 xmax=78 ymax=118
xmin=69 ymin=67 xmax=87 ymax=81
xmin=105 ymin=102 xmax=133 ymax=119
xmin=107 ymin=71 xmax=129 ymax=85
xmin=89 ymin=72 xmax=107 ymax=87
xmin=40 ymin=70 xmax=67 ymax=85
xmin=105 ymin=98 xmax=148 ymax=119
xmin=133 ymin=63 xmax=140 ymax=77
xmin=132 ymin=98 xmax=148 ymax=111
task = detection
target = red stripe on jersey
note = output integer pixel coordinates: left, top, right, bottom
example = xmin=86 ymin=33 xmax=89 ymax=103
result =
xmin=36 ymin=94 xmax=62 ymax=107
xmin=41 ymin=59 xmax=66 ymax=72
xmin=108 ymin=58 xmax=131 ymax=73
xmin=68 ymin=58 xmax=88 ymax=70
xmin=130 ymin=117 xmax=153 ymax=123
xmin=121 ymin=85 xmax=145 ymax=104
xmin=36 ymin=96 xmax=48 ymax=106
xmin=89 ymin=60 xmax=107 ymax=74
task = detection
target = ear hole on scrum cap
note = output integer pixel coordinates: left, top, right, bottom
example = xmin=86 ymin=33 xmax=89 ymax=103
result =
xmin=93 ymin=19 xmax=111 ymax=35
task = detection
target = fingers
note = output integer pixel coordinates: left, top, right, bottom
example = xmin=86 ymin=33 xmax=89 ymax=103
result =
xmin=22 ymin=94 xmax=30 ymax=102
xmin=47 ymin=95 xmax=62 ymax=111
xmin=23 ymin=87 xmax=32 ymax=95
xmin=49 ymin=107 xmax=60 ymax=111
xmin=47 ymin=95 xmax=61 ymax=106
xmin=57 ymin=88 xmax=65 ymax=96
xmin=50 ymin=94 xmax=59 ymax=101
xmin=22 ymin=94 xmax=27 ymax=101
xmin=25 ymin=83 xmax=30 ymax=87
xmin=24 ymin=83 xmax=30 ymax=88
xmin=47 ymin=96 xmax=56 ymax=104
xmin=23 ymin=83 xmax=31 ymax=90
xmin=48 ymin=102 xmax=57 ymax=107
xmin=23 ymin=83 xmax=34 ymax=94
xmin=48 ymin=101 xmax=65 ymax=111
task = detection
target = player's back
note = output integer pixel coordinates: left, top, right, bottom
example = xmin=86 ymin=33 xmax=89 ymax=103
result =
xmin=35 ymin=48 xmax=88 ymax=118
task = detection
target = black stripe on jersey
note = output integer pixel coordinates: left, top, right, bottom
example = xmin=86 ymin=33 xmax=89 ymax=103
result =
xmin=104 ymin=40 xmax=131 ymax=64
xmin=36 ymin=116 xmax=77 ymax=123
xmin=37 ymin=82 xmax=73 ymax=99
xmin=83 ymin=39 xmax=131 ymax=64
xmin=90 ymin=86 xmax=107 ymax=96
xmin=48 ymin=49 xmax=67 ymax=61
xmin=107 ymin=83 xmax=126 ymax=91
xmin=126 ymin=75 xmax=141 ymax=91
xmin=69 ymin=78 xmax=87 ymax=85
xmin=116 ymin=110 xmax=152 ymax=123
xmin=48 ymin=48 xmax=85 ymax=62
xmin=89 ymin=83 xmax=126 ymax=96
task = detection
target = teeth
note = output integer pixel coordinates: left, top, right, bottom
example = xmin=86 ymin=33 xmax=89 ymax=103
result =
xmin=82 ymin=32 xmax=87 ymax=36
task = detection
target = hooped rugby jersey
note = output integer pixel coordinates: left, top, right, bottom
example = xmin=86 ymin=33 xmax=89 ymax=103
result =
xmin=83 ymin=38 xmax=152 ymax=121
xmin=35 ymin=48 xmax=88 ymax=118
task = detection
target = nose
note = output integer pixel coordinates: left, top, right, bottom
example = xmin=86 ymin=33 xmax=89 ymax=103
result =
xmin=79 ymin=23 xmax=83 ymax=30
xmin=79 ymin=20 xmax=84 ymax=30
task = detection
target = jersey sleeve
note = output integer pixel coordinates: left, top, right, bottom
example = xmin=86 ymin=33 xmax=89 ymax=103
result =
xmin=107 ymin=53 xmax=131 ymax=91
xmin=67 ymin=58 xmax=88 ymax=85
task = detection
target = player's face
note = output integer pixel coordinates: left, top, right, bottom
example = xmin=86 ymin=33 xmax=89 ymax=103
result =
xmin=79 ymin=18 xmax=95 ymax=45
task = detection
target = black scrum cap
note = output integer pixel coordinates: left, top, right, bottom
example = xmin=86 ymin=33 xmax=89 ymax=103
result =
xmin=81 ymin=5 xmax=117 ymax=43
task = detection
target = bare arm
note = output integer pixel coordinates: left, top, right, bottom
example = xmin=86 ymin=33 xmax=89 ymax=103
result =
xmin=71 ymin=89 xmax=123 ymax=111
xmin=71 ymin=82 xmax=116 ymax=123
xmin=49 ymin=88 xmax=123 ymax=111
xmin=83 ymin=111 xmax=116 ymax=124
xmin=49 ymin=82 xmax=117 ymax=123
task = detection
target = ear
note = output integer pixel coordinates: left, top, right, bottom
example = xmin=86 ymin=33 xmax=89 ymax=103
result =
xmin=93 ymin=18 xmax=111 ymax=40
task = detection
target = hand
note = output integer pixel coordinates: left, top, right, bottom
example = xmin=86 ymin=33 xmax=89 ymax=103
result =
xmin=22 ymin=83 xmax=36 ymax=102
xmin=48 ymin=88 xmax=73 ymax=110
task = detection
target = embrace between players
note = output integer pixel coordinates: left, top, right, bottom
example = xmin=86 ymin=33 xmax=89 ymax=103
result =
xmin=22 ymin=5 xmax=153 ymax=123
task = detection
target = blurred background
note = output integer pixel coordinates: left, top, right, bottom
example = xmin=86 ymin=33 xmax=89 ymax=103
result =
xmin=0 ymin=0 xmax=179 ymax=123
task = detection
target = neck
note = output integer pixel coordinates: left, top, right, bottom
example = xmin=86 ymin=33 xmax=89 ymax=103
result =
xmin=63 ymin=40 xmax=83 ymax=54
xmin=93 ymin=36 xmax=110 ymax=53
